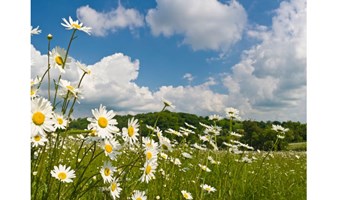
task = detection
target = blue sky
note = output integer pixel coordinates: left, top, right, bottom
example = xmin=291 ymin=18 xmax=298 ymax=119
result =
xmin=31 ymin=0 xmax=306 ymax=122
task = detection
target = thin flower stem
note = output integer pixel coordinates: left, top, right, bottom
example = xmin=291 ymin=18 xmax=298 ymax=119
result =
xmin=52 ymin=29 xmax=77 ymax=109
xmin=57 ymin=181 xmax=62 ymax=200
xmin=67 ymin=72 xmax=86 ymax=118
xmin=47 ymin=39 xmax=51 ymax=100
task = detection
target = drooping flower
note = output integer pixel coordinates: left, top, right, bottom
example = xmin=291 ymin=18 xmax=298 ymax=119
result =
xmin=51 ymin=164 xmax=76 ymax=183
xmin=61 ymin=16 xmax=92 ymax=35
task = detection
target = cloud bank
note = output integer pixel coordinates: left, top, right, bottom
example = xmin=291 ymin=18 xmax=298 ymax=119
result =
xmin=146 ymin=0 xmax=247 ymax=51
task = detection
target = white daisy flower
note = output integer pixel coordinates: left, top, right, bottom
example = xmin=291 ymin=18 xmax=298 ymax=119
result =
xmin=50 ymin=46 xmax=70 ymax=73
xmin=174 ymin=158 xmax=182 ymax=166
xmin=54 ymin=113 xmax=68 ymax=129
xmin=142 ymin=137 xmax=159 ymax=151
xmin=272 ymin=124 xmax=289 ymax=134
xmin=160 ymin=152 xmax=168 ymax=160
xmin=61 ymin=16 xmax=92 ymax=35
xmin=59 ymin=79 xmax=80 ymax=99
xmin=31 ymin=97 xmax=55 ymax=136
xmin=76 ymin=61 xmax=91 ymax=75
xmin=122 ymin=117 xmax=139 ymax=145
xmin=100 ymin=161 xmax=116 ymax=183
xmin=161 ymin=97 xmax=175 ymax=109
xmin=181 ymin=190 xmax=193 ymax=199
xmin=184 ymin=122 xmax=196 ymax=129
xmin=182 ymin=152 xmax=192 ymax=159
xmin=145 ymin=148 xmax=158 ymax=162
xmin=51 ymin=164 xmax=76 ymax=183
xmin=198 ymin=164 xmax=211 ymax=172
xmin=230 ymin=132 xmax=243 ymax=137
xmin=31 ymin=77 xmax=41 ymax=87
xmin=87 ymin=104 xmax=119 ymax=138
xmin=101 ymin=138 xmax=121 ymax=161
xmin=159 ymin=136 xmax=173 ymax=152
xmin=108 ymin=177 xmax=122 ymax=200
xmin=225 ymin=107 xmax=240 ymax=120
xmin=31 ymin=134 xmax=48 ymax=147
xmin=30 ymin=88 xmax=39 ymax=99
xmin=140 ymin=161 xmax=158 ymax=183
xmin=31 ymin=26 xmax=41 ymax=35
xmin=165 ymin=128 xmax=182 ymax=137
xmin=131 ymin=190 xmax=147 ymax=200
xmin=208 ymin=114 xmax=223 ymax=121
xmin=200 ymin=184 xmax=216 ymax=193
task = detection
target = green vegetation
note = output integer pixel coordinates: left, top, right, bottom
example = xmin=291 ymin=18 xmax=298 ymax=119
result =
xmin=70 ymin=110 xmax=307 ymax=151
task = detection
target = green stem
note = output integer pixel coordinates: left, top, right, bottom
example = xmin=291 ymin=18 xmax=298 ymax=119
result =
xmin=67 ymin=72 xmax=86 ymax=118
xmin=52 ymin=29 xmax=77 ymax=109
xmin=47 ymin=39 xmax=51 ymax=100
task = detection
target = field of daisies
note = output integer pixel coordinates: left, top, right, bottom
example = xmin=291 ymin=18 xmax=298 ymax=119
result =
xmin=31 ymin=18 xmax=306 ymax=200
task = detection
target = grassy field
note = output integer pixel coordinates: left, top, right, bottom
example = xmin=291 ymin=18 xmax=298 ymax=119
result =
xmin=31 ymin=135 xmax=306 ymax=200
xmin=287 ymin=142 xmax=307 ymax=151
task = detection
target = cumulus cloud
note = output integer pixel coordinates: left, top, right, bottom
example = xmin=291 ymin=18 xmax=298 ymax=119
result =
xmin=223 ymin=0 xmax=306 ymax=122
xmin=76 ymin=5 xmax=144 ymax=36
xmin=31 ymin=45 xmax=230 ymax=118
xmin=146 ymin=0 xmax=247 ymax=51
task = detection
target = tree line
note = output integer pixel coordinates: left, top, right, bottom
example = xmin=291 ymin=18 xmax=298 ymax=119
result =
xmin=69 ymin=110 xmax=306 ymax=151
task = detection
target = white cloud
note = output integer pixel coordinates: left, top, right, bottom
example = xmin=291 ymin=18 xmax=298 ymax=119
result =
xmin=76 ymin=5 xmax=144 ymax=36
xmin=31 ymin=45 xmax=230 ymax=118
xmin=183 ymin=73 xmax=194 ymax=83
xmin=223 ymin=0 xmax=306 ymax=122
xmin=146 ymin=0 xmax=247 ymax=51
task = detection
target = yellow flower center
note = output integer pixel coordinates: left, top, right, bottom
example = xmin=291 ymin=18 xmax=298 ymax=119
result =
xmin=66 ymin=85 xmax=74 ymax=92
xmin=111 ymin=183 xmax=117 ymax=192
xmin=104 ymin=168 xmax=110 ymax=176
xmin=31 ymin=89 xmax=36 ymax=96
xmin=146 ymin=152 xmax=153 ymax=160
xmin=57 ymin=117 xmax=63 ymax=125
xmin=55 ymin=56 xmax=64 ymax=66
xmin=32 ymin=112 xmax=45 ymax=126
xmin=98 ymin=117 xmax=108 ymax=128
xmin=206 ymin=187 xmax=211 ymax=192
xmin=145 ymin=165 xmax=152 ymax=175
xmin=183 ymin=193 xmax=189 ymax=199
xmin=58 ymin=172 xmax=67 ymax=180
xmin=105 ymin=144 xmax=113 ymax=153
xmin=71 ymin=23 xmax=81 ymax=29
xmin=128 ymin=126 xmax=134 ymax=137
xmin=146 ymin=142 xmax=152 ymax=148
xmin=34 ymin=135 xmax=41 ymax=142
xmin=136 ymin=198 xmax=142 ymax=200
